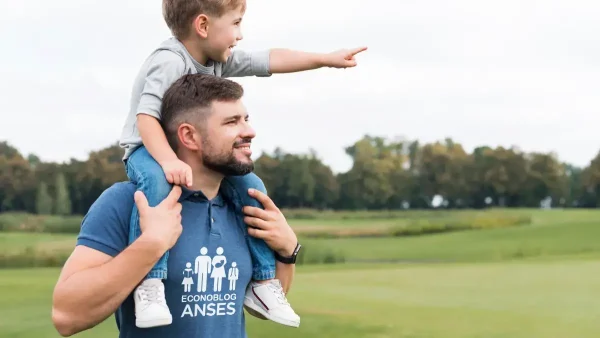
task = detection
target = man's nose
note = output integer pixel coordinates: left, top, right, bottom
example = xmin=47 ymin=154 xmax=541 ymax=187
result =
xmin=241 ymin=122 xmax=255 ymax=138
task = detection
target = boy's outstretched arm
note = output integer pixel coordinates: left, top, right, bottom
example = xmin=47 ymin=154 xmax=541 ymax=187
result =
xmin=268 ymin=47 xmax=367 ymax=73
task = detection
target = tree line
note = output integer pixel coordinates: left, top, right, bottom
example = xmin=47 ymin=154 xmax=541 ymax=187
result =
xmin=1 ymin=135 xmax=599 ymax=215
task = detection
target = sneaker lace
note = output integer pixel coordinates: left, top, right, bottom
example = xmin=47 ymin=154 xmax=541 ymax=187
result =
xmin=267 ymin=281 xmax=290 ymax=306
xmin=138 ymin=284 xmax=164 ymax=305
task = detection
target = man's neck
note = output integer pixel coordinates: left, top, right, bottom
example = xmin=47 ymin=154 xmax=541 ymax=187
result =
xmin=190 ymin=168 xmax=223 ymax=200
xmin=180 ymin=38 xmax=209 ymax=65
xmin=181 ymin=154 xmax=223 ymax=200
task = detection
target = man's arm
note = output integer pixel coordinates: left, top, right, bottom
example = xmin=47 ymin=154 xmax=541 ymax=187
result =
xmin=242 ymin=189 xmax=299 ymax=292
xmin=51 ymin=186 xmax=183 ymax=337
xmin=52 ymin=238 xmax=165 ymax=336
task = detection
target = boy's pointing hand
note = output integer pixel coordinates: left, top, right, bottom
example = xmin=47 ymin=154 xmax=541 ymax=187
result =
xmin=323 ymin=46 xmax=367 ymax=68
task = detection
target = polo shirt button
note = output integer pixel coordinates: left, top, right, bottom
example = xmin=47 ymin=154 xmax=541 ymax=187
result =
xmin=193 ymin=193 xmax=199 ymax=197
xmin=211 ymin=218 xmax=215 ymax=223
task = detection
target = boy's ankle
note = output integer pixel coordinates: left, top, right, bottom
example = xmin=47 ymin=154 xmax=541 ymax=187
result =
xmin=253 ymin=279 xmax=273 ymax=285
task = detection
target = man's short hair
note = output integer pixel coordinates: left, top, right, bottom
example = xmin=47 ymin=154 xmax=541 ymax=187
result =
xmin=160 ymin=74 xmax=244 ymax=151
xmin=162 ymin=0 xmax=246 ymax=39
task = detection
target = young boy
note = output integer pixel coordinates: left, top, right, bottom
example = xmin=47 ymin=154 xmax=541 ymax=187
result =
xmin=118 ymin=0 xmax=366 ymax=330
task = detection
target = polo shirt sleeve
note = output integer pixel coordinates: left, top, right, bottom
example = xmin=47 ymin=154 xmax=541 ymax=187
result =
xmin=76 ymin=182 xmax=136 ymax=257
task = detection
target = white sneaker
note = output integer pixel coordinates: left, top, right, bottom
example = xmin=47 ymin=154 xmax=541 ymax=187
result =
xmin=134 ymin=278 xmax=172 ymax=328
xmin=243 ymin=280 xmax=300 ymax=327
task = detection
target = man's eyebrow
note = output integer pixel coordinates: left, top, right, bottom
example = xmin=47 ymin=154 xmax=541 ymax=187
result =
xmin=223 ymin=113 xmax=249 ymax=120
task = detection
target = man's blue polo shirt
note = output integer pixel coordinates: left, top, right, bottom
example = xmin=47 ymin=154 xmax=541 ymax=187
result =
xmin=76 ymin=181 xmax=252 ymax=338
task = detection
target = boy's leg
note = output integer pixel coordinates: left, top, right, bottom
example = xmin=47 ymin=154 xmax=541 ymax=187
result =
xmin=126 ymin=146 xmax=174 ymax=328
xmin=222 ymin=173 xmax=300 ymax=328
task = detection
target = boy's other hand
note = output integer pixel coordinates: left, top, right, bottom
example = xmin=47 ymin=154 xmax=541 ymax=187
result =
xmin=323 ymin=47 xmax=367 ymax=68
xmin=160 ymin=159 xmax=193 ymax=187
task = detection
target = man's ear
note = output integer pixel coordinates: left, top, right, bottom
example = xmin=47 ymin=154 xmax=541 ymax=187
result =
xmin=193 ymin=14 xmax=210 ymax=38
xmin=178 ymin=123 xmax=200 ymax=151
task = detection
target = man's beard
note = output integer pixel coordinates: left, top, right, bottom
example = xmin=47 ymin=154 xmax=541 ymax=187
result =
xmin=201 ymin=138 xmax=254 ymax=176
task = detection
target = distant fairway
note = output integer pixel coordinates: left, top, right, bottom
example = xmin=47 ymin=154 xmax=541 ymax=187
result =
xmin=1 ymin=208 xmax=599 ymax=337
xmin=304 ymin=215 xmax=600 ymax=263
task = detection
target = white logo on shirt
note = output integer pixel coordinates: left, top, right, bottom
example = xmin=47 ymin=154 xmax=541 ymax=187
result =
xmin=180 ymin=246 xmax=240 ymax=318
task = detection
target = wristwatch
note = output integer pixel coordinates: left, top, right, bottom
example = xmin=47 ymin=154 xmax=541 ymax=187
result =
xmin=274 ymin=242 xmax=302 ymax=264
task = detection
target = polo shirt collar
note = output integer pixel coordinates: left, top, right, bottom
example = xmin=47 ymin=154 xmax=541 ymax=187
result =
xmin=179 ymin=186 xmax=225 ymax=206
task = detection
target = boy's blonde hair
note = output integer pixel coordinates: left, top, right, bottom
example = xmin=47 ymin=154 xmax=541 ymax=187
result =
xmin=162 ymin=0 xmax=246 ymax=39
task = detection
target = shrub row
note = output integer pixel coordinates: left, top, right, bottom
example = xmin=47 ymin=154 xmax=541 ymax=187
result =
xmin=281 ymin=208 xmax=454 ymax=220
xmin=0 ymin=211 xmax=532 ymax=240
xmin=2 ymin=209 xmax=447 ymax=227
xmin=0 ymin=212 xmax=82 ymax=234
xmin=0 ymin=242 xmax=345 ymax=269
xmin=295 ymin=243 xmax=346 ymax=265
xmin=0 ymin=247 xmax=71 ymax=268
xmin=391 ymin=214 xmax=532 ymax=237
xmin=301 ymin=214 xmax=532 ymax=239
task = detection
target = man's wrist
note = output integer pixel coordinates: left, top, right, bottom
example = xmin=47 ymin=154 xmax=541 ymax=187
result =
xmin=137 ymin=233 xmax=169 ymax=259
xmin=277 ymin=240 xmax=297 ymax=258
xmin=275 ymin=241 xmax=301 ymax=265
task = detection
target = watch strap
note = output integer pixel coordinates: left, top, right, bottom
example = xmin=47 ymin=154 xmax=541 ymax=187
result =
xmin=275 ymin=243 xmax=301 ymax=264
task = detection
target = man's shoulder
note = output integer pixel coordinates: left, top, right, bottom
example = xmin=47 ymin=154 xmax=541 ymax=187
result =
xmin=101 ymin=181 xmax=137 ymax=199
xmin=77 ymin=181 xmax=136 ymax=257
xmin=91 ymin=181 xmax=137 ymax=213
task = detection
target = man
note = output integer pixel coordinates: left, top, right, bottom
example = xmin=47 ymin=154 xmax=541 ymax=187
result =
xmin=51 ymin=74 xmax=302 ymax=337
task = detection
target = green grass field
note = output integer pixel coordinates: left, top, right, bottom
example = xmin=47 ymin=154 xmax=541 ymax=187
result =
xmin=1 ymin=208 xmax=599 ymax=337
xmin=2 ymin=260 xmax=600 ymax=338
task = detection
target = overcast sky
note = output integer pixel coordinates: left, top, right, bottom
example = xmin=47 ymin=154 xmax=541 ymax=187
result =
xmin=1 ymin=0 xmax=599 ymax=173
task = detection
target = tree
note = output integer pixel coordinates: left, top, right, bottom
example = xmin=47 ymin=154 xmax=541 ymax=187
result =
xmin=35 ymin=181 xmax=53 ymax=215
xmin=1 ymin=136 xmax=600 ymax=212
xmin=307 ymin=150 xmax=339 ymax=209
xmin=581 ymin=151 xmax=600 ymax=207
xmin=339 ymin=136 xmax=397 ymax=209
xmin=54 ymin=172 xmax=72 ymax=215
xmin=522 ymin=152 xmax=568 ymax=207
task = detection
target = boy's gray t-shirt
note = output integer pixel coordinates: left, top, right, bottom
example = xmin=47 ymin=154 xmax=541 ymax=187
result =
xmin=119 ymin=37 xmax=271 ymax=160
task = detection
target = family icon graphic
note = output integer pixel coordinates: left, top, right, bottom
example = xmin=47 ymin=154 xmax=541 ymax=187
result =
xmin=183 ymin=247 xmax=238 ymax=293
xmin=182 ymin=262 xmax=194 ymax=292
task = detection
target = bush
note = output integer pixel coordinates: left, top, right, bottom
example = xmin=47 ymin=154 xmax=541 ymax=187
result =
xmin=391 ymin=215 xmax=532 ymax=237
xmin=0 ymin=246 xmax=70 ymax=268
xmin=0 ymin=242 xmax=346 ymax=269
xmin=295 ymin=242 xmax=346 ymax=265
xmin=42 ymin=217 xmax=83 ymax=234
xmin=298 ymin=228 xmax=390 ymax=239
xmin=0 ymin=212 xmax=82 ymax=234
xmin=281 ymin=209 xmax=320 ymax=220
xmin=281 ymin=208 xmax=455 ymax=221
xmin=296 ymin=214 xmax=532 ymax=239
